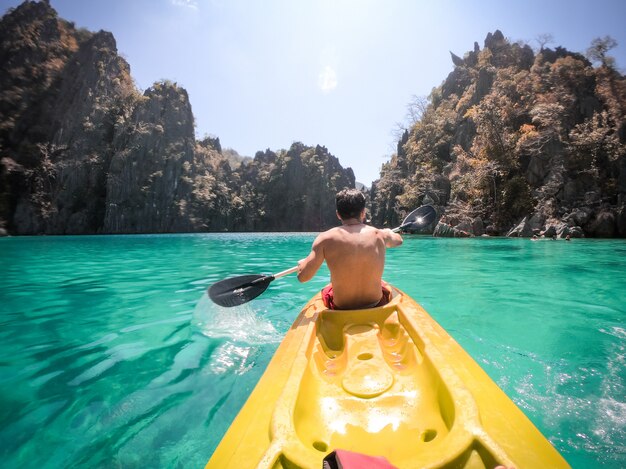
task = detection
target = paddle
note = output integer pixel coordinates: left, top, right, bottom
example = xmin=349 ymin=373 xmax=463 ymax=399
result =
xmin=392 ymin=204 xmax=437 ymax=233
xmin=208 ymin=205 xmax=437 ymax=307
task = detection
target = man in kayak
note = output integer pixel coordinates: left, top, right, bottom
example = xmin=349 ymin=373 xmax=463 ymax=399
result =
xmin=297 ymin=188 xmax=403 ymax=309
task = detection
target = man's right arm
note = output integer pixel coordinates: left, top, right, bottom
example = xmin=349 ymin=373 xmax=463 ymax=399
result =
xmin=297 ymin=235 xmax=325 ymax=282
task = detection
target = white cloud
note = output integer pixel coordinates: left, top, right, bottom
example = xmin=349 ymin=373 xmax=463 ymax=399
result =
xmin=171 ymin=0 xmax=198 ymax=10
xmin=318 ymin=66 xmax=338 ymax=93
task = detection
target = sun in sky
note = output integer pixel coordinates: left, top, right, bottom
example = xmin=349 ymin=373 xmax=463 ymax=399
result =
xmin=318 ymin=66 xmax=338 ymax=93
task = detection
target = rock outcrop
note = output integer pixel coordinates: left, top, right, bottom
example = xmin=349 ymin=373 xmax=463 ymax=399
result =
xmin=372 ymin=29 xmax=626 ymax=238
xmin=433 ymin=221 xmax=472 ymax=237
xmin=1 ymin=1 xmax=137 ymax=234
xmin=104 ymin=82 xmax=196 ymax=233
xmin=15 ymin=30 xmax=135 ymax=234
xmin=237 ymin=143 xmax=355 ymax=231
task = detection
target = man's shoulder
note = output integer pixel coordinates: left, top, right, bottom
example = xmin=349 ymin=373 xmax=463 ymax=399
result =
xmin=313 ymin=228 xmax=338 ymax=245
xmin=362 ymin=224 xmax=382 ymax=236
xmin=318 ymin=227 xmax=342 ymax=240
xmin=316 ymin=226 xmax=351 ymax=242
xmin=322 ymin=225 xmax=380 ymax=239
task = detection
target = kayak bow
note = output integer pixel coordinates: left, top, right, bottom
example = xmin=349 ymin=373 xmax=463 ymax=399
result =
xmin=207 ymin=286 xmax=568 ymax=469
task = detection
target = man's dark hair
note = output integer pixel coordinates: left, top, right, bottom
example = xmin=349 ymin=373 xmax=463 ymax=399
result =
xmin=336 ymin=188 xmax=366 ymax=220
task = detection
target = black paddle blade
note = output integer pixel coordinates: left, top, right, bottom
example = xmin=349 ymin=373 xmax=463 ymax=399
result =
xmin=401 ymin=205 xmax=437 ymax=230
xmin=208 ymin=274 xmax=274 ymax=307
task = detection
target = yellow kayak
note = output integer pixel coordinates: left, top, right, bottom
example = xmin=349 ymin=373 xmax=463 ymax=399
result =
xmin=207 ymin=286 xmax=569 ymax=469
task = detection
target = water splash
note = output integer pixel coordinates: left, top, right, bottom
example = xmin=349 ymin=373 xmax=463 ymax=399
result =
xmin=192 ymin=293 xmax=282 ymax=345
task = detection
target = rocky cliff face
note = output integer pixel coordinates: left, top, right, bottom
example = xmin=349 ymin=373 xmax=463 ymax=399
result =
xmin=372 ymin=30 xmax=626 ymax=237
xmin=0 ymin=1 xmax=356 ymax=235
xmin=16 ymin=30 xmax=135 ymax=234
xmin=1 ymin=1 xmax=137 ymax=234
xmin=104 ymin=82 xmax=197 ymax=233
xmin=237 ymin=143 xmax=355 ymax=231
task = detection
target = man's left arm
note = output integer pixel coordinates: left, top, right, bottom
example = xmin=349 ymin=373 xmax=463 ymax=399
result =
xmin=381 ymin=229 xmax=403 ymax=248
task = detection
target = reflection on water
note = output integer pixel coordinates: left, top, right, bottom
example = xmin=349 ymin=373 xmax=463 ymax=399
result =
xmin=0 ymin=234 xmax=624 ymax=468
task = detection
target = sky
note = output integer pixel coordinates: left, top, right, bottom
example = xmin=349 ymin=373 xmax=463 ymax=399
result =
xmin=2 ymin=0 xmax=625 ymax=186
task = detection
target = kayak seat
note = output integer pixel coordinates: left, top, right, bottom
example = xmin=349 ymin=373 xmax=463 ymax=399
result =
xmin=288 ymin=297 xmax=456 ymax=464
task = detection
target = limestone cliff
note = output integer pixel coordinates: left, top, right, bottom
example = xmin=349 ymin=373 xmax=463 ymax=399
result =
xmin=104 ymin=82 xmax=196 ymax=233
xmin=18 ymin=30 xmax=135 ymax=234
xmin=237 ymin=143 xmax=355 ymax=231
xmin=1 ymin=1 xmax=136 ymax=234
xmin=372 ymin=30 xmax=626 ymax=237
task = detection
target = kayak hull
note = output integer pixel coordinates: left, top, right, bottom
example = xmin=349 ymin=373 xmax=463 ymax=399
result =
xmin=207 ymin=287 xmax=569 ymax=468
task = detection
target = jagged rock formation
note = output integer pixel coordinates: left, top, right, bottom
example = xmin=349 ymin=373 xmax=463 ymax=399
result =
xmin=237 ymin=143 xmax=354 ymax=231
xmin=0 ymin=1 xmax=355 ymax=235
xmin=104 ymin=82 xmax=197 ymax=233
xmin=1 ymin=1 xmax=140 ymax=234
xmin=372 ymin=30 xmax=626 ymax=237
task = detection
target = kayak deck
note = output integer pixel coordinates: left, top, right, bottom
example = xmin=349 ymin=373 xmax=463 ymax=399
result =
xmin=207 ymin=287 xmax=568 ymax=468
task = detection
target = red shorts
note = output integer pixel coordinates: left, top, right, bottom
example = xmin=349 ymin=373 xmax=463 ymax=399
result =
xmin=321 ymin=283 xmax=391 ymax=310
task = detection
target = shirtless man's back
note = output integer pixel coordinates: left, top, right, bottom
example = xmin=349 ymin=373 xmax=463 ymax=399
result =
xmin=297 ymin=189 xmax=403 ymax=309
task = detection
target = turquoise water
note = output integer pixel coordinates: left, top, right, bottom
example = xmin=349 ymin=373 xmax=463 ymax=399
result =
xmin=0 ymin=234 xmax=624 ymax=468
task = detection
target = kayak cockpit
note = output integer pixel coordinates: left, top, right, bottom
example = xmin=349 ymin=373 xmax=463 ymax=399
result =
xmin=292 ymin=306 xmax=454 ymax=462
xmin=265 ymin=290 xmax=503 ymax=468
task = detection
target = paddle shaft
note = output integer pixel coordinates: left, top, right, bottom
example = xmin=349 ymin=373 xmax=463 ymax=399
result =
xmin=273 ymin=265 xmax=299 ymax=279
xmin=392 ymin=222 xmax=423 ymax=233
